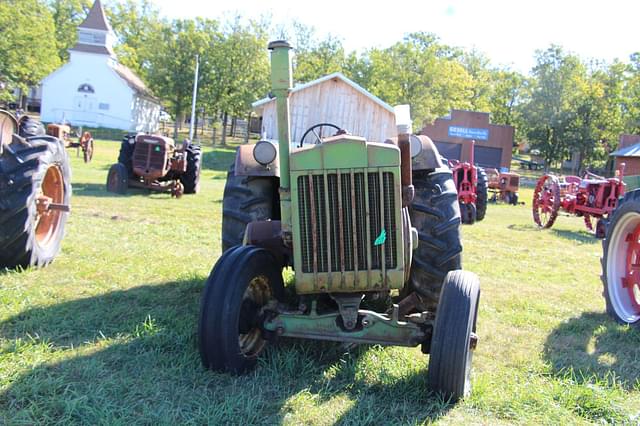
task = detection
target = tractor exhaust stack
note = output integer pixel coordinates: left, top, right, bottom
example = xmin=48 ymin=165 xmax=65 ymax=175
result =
xmin=268 ymin=40 xmax=294 ymax=237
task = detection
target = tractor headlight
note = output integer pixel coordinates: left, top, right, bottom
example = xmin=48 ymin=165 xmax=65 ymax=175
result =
xmin=253 ymin=140 xmax=277 ymax=166
xmin=410 ymin=135 xmax=422 ymax=158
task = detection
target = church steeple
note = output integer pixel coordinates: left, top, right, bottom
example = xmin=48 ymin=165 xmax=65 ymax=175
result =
xmin=69 ymin=0 xmax=115 ymax=57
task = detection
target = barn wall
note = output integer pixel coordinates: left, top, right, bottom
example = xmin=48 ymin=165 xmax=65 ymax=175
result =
xmin=258 ymin=78 xmax=395 ymax=144
xmin=616 ymin=157 xmax=640 ymax=176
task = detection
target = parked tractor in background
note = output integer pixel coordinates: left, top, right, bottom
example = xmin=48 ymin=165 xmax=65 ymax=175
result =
xmin=601 ymin=188 xmax=640 ymax=326
xmin=532 ymin=165 xmax=626 ymax=237
xmin=485 ymin=168 xmax=520 ymax=205
xmin=0 ymin=110 xmax=71 ymax=269
xmin=43 ymin=122 xmax=94 ymax=163
xmin=106 ymin=133 xmax=202 ymax=197
xmin=448 ymin=140 xmax=488 ymax=224
xmin=200 ymin=41 xmax=480 ymax=401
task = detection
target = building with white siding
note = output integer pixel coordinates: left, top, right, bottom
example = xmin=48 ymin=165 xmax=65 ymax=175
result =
xmin=252 ymin=73 xmax=396 ymax=144
xmin=40 ymin=0 xmax=161 ymax=132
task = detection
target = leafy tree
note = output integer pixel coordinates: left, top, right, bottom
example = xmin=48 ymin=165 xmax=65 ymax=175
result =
xmin=0 ymin=0 xmax=60 ymax=103
xmin=47 ymin=0 xmax=91 ymax=62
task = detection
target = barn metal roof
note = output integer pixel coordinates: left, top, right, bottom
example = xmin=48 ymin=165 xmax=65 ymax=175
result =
xmin=252 ymin=72 xmax=394 ymax=113
xmin=610 ymin=142 xmax=640 ymax=157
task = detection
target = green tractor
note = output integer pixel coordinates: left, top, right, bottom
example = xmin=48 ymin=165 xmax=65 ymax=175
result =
xmin=199 ymin=41 xmax=480 ymax=401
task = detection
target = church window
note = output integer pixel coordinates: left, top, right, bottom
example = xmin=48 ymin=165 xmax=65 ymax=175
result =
xmin=78 ymin=83 xmax=95 ymax=94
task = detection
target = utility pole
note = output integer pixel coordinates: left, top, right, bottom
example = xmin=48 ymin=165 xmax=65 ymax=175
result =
xmin=188 ymin=54 xmax=199 ymax=141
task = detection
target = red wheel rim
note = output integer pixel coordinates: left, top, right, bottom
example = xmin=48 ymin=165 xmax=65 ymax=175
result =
xmin=624 ymin=224 xmax=640 ymax=311
xmin=532 ymin=175 xmax=560 ymax=228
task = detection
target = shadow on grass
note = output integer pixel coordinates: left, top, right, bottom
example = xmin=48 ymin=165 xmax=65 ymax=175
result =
xmin=0 ymin=279 xmax=454 ymax=423
xmin=550 ymin=228 xmax=599 ymax=244
xmin=72 ymin=182 xmax=182 ymax=199
xmin=543 ymin=311 xmax=640 ymax=390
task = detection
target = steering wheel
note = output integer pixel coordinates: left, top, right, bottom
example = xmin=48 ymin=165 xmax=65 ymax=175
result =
xmin=298 ymin=123 xmax=342 ymax=147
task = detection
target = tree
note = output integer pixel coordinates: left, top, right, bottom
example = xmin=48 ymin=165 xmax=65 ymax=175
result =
xmin=47 ymin=0 xmax=91 ymax=62
xmin=0 ymin=0 xmax=60 ymax=104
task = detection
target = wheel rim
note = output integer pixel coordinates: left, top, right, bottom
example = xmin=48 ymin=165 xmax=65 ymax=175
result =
xmin=35 ymin=165 xmax=65 ymax=249
xmin=532 ymin=175 xmax=559 ymax=228
xmin=238 ymin=275 xmax=272 ymax=357
xmin=607 ymin=212 xmax=640 ymax=323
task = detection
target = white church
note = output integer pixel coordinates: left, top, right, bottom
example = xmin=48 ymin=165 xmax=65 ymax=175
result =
xmin=40 ymin=0 xmax=161 ymax=132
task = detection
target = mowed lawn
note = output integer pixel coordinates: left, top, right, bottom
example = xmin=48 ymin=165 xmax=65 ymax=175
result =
xmin=1 ymin=139 xmax=639 ymax=425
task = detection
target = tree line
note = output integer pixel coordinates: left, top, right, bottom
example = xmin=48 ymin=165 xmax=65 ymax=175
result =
xmin=1 ymin=0 xmax=640 ymax=171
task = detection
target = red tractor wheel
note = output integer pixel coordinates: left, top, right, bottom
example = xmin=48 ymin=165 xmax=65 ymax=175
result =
xmin=602 ymin=190 xmax=640 ymax=325
xmin=532 ymin=174 xmax=560 ymax=228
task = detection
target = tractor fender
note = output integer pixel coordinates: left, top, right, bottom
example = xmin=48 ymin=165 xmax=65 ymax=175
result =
xmin=385 ymin=134 xmax=445 ymax=171
xmin=234 ymin=143 xmax=280 ymax=177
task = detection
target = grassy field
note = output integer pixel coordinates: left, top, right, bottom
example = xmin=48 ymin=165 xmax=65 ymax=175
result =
xmin=1 ymin=140 xmax=639 ymax=425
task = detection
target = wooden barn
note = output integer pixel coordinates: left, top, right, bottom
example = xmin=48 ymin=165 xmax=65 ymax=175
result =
xmin=611 ymin=134 xmax=640 ymax=176
xmin=252 ymin=73 xmax=396 ymax=144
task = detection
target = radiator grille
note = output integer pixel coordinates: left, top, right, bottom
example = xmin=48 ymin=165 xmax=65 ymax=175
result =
xmin=298 ymin=171 xmax=397 ymax=273
xmin=509 ymin=176 xmax=520 ymax=187
xmin=133 ymin=142 xmax=165 ymax=172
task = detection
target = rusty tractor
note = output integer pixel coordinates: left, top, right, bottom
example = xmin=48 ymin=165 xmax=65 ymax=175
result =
xmin=532 ymin=165 xmax=626 ymax=237
xmin=44 ymin=122 xmax=94 ymax=163
xmin=485 ymin=168 xmax=520 ymax=205
xmin=602 ymin=188 xmax=640 ymax=326
xmin=448 ymin=140 xmax=488 ymax=224
xmin=199 ymin=41 xmax=480 ymax=401
xmin=0 ymin=110 xmax=71 ymax=269
xmin=106 ymin=133 xmax=201 ymax=197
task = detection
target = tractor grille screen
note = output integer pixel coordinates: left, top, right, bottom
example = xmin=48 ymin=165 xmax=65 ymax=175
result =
xmin=133 ymin=141 xmax=165 ymax=172
xmin=510 ymin=176 xmax=519 ymax=187
xmin=298 ymin=171 xmax=397 ymax=273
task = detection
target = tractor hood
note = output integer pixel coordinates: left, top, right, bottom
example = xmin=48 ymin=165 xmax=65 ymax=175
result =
xmin=290 ymin=135 xmax=400 ymax=171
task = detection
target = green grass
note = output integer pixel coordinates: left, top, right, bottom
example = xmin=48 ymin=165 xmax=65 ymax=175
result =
xmin=1 ymin=140 xmax=640 ymax=425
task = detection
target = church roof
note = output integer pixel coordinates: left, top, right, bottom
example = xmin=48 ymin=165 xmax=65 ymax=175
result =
xmin=79 ymin=0 xmax=111 ymax=32
xmin=111 ymin=62 xmax=158 ymax=102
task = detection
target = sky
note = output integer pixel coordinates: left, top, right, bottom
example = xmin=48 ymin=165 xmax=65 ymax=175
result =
xmin=153 ymin=0 xmax=639 ymax=73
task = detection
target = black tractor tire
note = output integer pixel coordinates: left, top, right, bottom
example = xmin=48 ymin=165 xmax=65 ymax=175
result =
xmin=475 ymin=168 xmax=488 ymax=221
xmin=409 ymin=168 xmax=463 ymax=312
xmin=117 ymin=134 xmax=136 ymax=176
xmin=221 ymin=163 xmax=278 ymax=251
xmin=106 ymin=163 xmax=128 ymax=194
xmin=18 ymin=116 xmax=45 ymax=138
xmin=601 ymin=189 xmax=640 ymax=326
xmin=0 ymin=135 xmax=71 ymax=269
xmin=460 ymin=203 xmax=477 ymax=225
xmin=180 ymin=143 xmax=202 ymax=194
xmin=199 ymin=245 xmax=284 ymax=374
xmin=510 ymin=192 xmax=519 ymax=206
xmin=427 ymin=270 xmax=480 ymax=401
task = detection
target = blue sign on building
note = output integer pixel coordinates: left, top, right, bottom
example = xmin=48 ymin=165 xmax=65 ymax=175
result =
xmin=448 ymin=126 xmax=489 ymax=141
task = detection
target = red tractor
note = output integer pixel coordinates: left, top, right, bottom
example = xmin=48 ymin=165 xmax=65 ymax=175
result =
xmin=449 ymin=140 xmax=488 ymax=224
xmin=485 ymin=168 xmax=520 ymax=205
xmin=532 ymin=164 xmax=626 ymax=238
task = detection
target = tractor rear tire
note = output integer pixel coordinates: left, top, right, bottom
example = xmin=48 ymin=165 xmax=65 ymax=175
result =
xmin=0 ymin=135 xmax=71 ymax=269
xmin=601 ymin=189 xmax=640 ymax=326
xmin=180 ymin=143 xmax=202 ymax=194
xmin=18 ymin=116 xmax=45 ymax=138
xmin=117 ymin=134 xmax=136 ymax=176
xmin=427 ymin=270 xmax=480 ymax=401
xmin=199 ymin=245 xmax=283 ymax=374
xmin=221 ymin=163 xmax=278 ymax=251
xmin=106 ymin=163 xmax=128 ymax=194
xmin=476 ymin=168 xmax=488 ymax=221
xmin=409 ymin=168 xmax=463 ymax=312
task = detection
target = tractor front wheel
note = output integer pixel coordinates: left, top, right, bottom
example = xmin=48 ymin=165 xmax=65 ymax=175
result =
xmin=427 ymin=270 xmax=480 ymax=401
xmin=460 ymin=203 xmax=476 ymax=225
xmin=532 ymin=174 xmax=560 ymax=228
xmin=602 ymin=190 xmax=640 ymax=326
xmin=106 ymin=163 xmax=128 ymax=194
xmin=199 ymin=245 xmax=283 ymax=373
